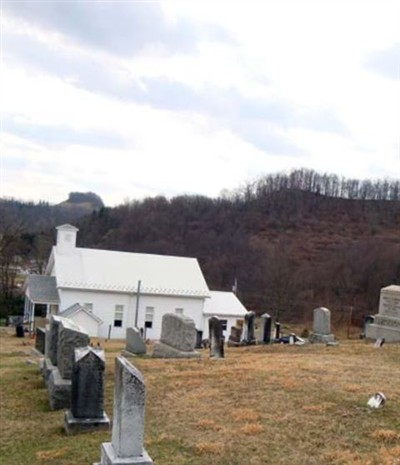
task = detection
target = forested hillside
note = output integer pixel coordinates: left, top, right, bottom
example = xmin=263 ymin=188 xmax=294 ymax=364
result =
xmin=1 ymin=170 xmax=399 ymax=323
xmin=77 ymin=170 xmax=400 ymax=324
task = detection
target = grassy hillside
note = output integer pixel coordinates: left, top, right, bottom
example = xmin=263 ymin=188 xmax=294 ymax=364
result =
xmin=1 ymin=329 xmax=399 ymax=465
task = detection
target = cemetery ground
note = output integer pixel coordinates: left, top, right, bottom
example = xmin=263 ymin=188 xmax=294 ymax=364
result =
xmin=0 ymin=329 xmax=399 ymax=465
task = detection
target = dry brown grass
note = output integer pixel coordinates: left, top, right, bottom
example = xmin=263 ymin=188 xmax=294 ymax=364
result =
xmin=193 ymin=441 xmax=224 ymax=455
xmin=371 ymin=429 xmax=400 ymax=443
xmin=239 ymin=423 xmax=264 ymax=435
xmin=1 ymin=329 xmax=400 ymax=465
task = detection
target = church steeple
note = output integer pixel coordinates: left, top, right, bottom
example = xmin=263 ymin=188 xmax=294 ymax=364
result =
xmin=56 ymin=224 xmax=79 ymax=254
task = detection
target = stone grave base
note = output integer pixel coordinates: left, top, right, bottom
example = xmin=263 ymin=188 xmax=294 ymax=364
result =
xmin=239 ymin=340 xmax=257 ymax=346
xmin=152 ymin=342 xmax=200 ymax=359
xmin=31 ymin=347 xmax=44 ymax=357
xmin=47 ymin=368 xmax=71 ymax=410
xmin=38 ymin=357 xmax=45 ymax=374
xmin=121 ymin=350 xmax=137 ymax=358
xmin=42 ymin=357 xmax=56 ymax=385
xmin=227 ymin=339 xmax=240 ymax=347
xmin=365 ymin=323 xmax=400 ymax=343
xmin=94 ymin=443 xmax=153 ymax=465
xmin=64 ymin=410 xmax=110 ymax=434
xmin=309 ymin=333 xmax=335 ymax=344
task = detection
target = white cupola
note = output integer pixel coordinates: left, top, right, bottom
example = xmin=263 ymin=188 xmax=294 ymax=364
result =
xmin=56 ymin=224 xmax=79 ymax=255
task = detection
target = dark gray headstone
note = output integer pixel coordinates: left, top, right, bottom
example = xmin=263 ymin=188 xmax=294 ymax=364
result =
xmin=209 ymin=317 xmax=224 ymax=359
xmin=64 ymin=347 xmax=110 ymax=434
xmin=57 ymin=319 xmax=90 ymax=380
xmin=35 ymin=327 xmax=46 ymax=354
xmin=16 ymin=324 xmax=24 ymax=337
xmin=126 ymin=327 xmax=146 ymax=355
xmin=48 ymin=315 xmax=63 ymax=366
xmin=259 ymin=313 xmax=272 ymax=344
xmin=44 ymin=324 xmax=51 ymax=358
xmin=240 ymin=311 xmax=256 ymax=345
xmin=93 ymin=357 xmax=153 ymax=465
xmin=71 ymin=347 xmax=106 ymax=418
xmin=274 ymin=322 xmax=281 ymax=340
xmin=195 ymin=330 xmax=203 ymax=349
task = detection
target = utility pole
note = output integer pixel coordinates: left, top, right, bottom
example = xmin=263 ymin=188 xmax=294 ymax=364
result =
xmin=232 ymin=278 xmax=238 ymax=295
xmin=135 ymin=280 xmax=141 ymax=328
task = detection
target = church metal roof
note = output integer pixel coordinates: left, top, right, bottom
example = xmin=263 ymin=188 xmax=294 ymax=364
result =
xmin=52 ymin=246 xmax=210 ymax=298
xmin=25 ymin=275 xmax=60 ymax=304
xmin=203 ymin=291 xmax=248 ymax=317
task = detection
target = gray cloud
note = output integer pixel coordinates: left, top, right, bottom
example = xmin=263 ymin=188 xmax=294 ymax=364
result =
xmin=3 ymin=8 xmax=346 ymax=158
xmin=365 ymin=43 xmax=400 ymax=80
xmin=3 ymin=1 xmax=232 ymax=56
xmin=3 ymin=119 xmax=127 ymax=149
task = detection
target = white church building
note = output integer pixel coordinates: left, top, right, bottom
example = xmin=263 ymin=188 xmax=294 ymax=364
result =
xmin=24 ymin=224 xmax=248 ymax=340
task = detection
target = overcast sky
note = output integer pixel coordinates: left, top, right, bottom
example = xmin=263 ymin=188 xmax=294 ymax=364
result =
xmin=1 ymin=1 xmax=399 ymax=206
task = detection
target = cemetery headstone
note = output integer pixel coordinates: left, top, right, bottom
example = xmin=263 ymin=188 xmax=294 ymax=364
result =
xmin=64 ymin=347 xmax=110 ymax=434
xmin=309 ymin=307 xmax=335 ymax=344
xmin=361 ymin=315 xmax=375 ymax=339
xmin=16 ymin=324 xmax=24 ymax=338
xmin=259 ymin=313 xmax=272 ymax=344
xmin=48 ymin=319 xmax=89 ymax=410
xmin=195 ymin=330 xmax=203 ymax=349
xmin=35 ymin=327 xmax=46 ymax=355
xmin=365 ymin=285 xmax=400 ymax=343
xmin=57 ymin=319 xmax=90 ymax=380
xmin=42 ymin=316 xmax=63 ymax=385
xmin=240 ymin=311 xmax=256 ymax=345
xmin=123 ymin=327 xmax=146 ymax=356
xmin=48 ymin=315 xmax=63 ymax=366
xmin=228 ymin=326 xmax=241 ymax=347
xmin=209 ymin=317 xmax=224 ymax=359
xmin=274 ymin=322 xmax=281 ymax=340
xmin=152 ymin=314 xmax=200 ymax=358
xmin=93 ymin=356 xmax=153 ymax=465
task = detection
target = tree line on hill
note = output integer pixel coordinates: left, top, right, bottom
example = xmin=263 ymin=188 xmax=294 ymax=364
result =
xmin=234 ymin=168 xmax=400 ymax=201
xmin=1 ymin=169 xmax=399 ymax=325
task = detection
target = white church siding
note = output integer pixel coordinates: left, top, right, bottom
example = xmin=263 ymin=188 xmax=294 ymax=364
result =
xmin=59 ymin=288 xmax=206 ymax=340
xmin=136 ymin=294 xmax=205 ymax=340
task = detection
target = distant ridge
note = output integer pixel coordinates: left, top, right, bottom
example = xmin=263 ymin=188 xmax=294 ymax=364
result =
xmin=57 ymin=192 xmax=104 ymax=213
xmin=0 ymin=192 xmax=105 ymax=233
